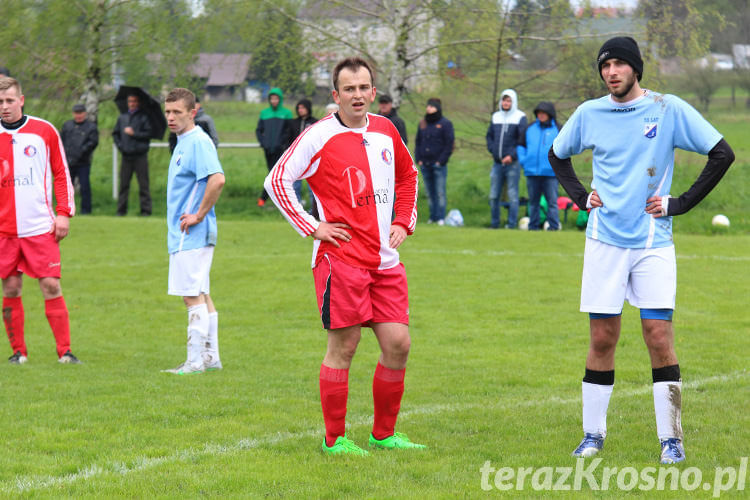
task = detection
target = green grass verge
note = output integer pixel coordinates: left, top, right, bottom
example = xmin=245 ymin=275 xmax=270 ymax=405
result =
xmin=0 ymin=217 xmax=747 ymax=497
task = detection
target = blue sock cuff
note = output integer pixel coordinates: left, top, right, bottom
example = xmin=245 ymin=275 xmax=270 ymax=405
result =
xmin=640 ymin=308 xmax=673 ymax=321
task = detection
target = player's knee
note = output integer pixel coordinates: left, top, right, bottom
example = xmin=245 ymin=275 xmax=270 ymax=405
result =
xmin=645 ymin=331 xmax=672 ymax=354
xmin=2 ymin=285 xmax=21 ymax=297
xmin=590 ymin=331 xmax=617 ymax=354
xmin=643 ymin=322 xmax=673 ymax=351
xmin=336 ymin=342 xmax=359 ymax=363
xmin=39 ymin=278 xmax=61 ymax=297
xmin=392 ymin=335 xmax=411 ymax=356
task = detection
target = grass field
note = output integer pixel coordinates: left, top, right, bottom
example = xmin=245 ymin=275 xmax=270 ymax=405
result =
xmin=1 ymin=217 xmax=747 ymax=498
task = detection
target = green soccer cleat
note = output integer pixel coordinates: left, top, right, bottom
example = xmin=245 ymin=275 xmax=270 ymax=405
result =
xmin=161 ymin=361 xmax=204 ymax=375
xmin=321 ymin=435 xmax=369 ymax=456
xmin=369 ymin=432 xmax=427 ymax=450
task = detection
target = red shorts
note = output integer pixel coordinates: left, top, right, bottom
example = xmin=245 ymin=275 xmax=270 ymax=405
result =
xmin=0 ymin=233 xmax=61 ymax=279
xmin=313 ymin=254 xmax=409 ymax=330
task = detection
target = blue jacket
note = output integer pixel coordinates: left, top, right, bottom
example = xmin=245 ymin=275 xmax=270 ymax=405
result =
xmin=415 ymin=115 xmax=454 ymax=166
xmin=486 ymin=89 xmax=527 ymax=163
xmin=518 ymin=119 xmax=559 ymax=177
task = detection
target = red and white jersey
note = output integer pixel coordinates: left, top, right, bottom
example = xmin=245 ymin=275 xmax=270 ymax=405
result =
xmin=265 ymin=113 xmax=418 ymax=270
xmin=0 ymin=116 xmax=74 ymax=238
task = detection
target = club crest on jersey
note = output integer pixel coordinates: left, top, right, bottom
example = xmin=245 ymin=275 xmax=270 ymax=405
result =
xmin=176 ymin=154 xmax=182 ymax=166
xmin=381 ymin=148 xmax=392 ymax=165
xmin=24 ymin=145 xmax=37 ymax=157
xmin=644 ymin=123 xmax=657 ymax=138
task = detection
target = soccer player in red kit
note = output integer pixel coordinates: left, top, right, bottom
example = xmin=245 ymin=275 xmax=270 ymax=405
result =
xmin=264 ymin=57 xmax=424 ymax=455
xmin=0 ymin=77 xmax=80 ymax=364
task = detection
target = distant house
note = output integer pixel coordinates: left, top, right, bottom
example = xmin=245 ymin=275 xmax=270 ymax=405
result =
xmin=190 ymin=53 xmax=252 ymax=101
xmin=734 ymin=44 xmax=750 ymax=69
xmin=299 ymin=1 xmax=440 ymax=94
xmin=697 ymin=53 xmax=735 ymax=71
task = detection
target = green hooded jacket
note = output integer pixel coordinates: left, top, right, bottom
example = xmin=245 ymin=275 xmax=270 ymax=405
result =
xmin=255 ymin=87 xmax=293 ymax=154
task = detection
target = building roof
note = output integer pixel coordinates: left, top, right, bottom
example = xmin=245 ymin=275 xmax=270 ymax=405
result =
xmin=190 ymin=53 xmax=251 ymax=86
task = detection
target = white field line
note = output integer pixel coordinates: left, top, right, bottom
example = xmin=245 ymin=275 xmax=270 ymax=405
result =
xmin=2 ymin=370 xmax=746 ymax=495
xmin=407 ymin=247 xmax=750 ymax=262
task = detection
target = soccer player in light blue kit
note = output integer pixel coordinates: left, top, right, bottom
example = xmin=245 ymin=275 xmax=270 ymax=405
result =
xmin=162 ymin=88 xmax=226 ymax=375
xmin=549 ymin=37 xmax=735 ymax=463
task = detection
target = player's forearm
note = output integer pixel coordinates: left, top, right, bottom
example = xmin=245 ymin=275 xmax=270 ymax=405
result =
xmin=667 ymin=139 xmax=735 ymax=216
xmin=548 ymin=147 xmax=589 ymax=210
xmin=196 ymin=173 xmax=225 ymax=220
xmin=263 ymin=170 xmax=318 ymax=236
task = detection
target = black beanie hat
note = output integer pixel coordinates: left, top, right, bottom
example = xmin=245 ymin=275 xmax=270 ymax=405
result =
xmin=426 ymin=98 xmax=442 ymax=112
xmin=597 ymin=36 xmax=643 ymax=81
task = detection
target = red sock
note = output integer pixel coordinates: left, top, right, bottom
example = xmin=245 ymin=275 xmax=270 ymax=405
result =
xmin=45 ymin=296 xmax=70 ymax=358
xmin=320 ymin=364 xmax=349 ymax=447
xmin=372 ymin=362 xmax=406 ymax=440
xmin=3 ymin=296 xmax=26 ymax=356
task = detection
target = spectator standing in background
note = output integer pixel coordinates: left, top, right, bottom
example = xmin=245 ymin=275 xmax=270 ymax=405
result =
xmin=485 ymin=89 xmax=527 ymax=229
xmin=255 ymin=87 xmax=292 ymax=207
xmin=415 ymin=98 xmax=454 ymax=225
xmin=378 ymin=94 xmax=407 ymax=146
xmin=518 ymin=101 xmax=560 ymax=230
xmin=61 ymin=104 xmax=99 ymax=215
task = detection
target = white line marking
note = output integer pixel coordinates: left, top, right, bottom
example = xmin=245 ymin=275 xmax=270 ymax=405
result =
xmin=2 ymin=370 xmax=746 ymax=494
xmin=408 ymin=247 xmax=750 ymax=262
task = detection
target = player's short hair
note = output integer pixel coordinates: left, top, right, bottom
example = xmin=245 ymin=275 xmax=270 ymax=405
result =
xmin=0 ymin=76 xmax=22 ymax=95
xmin=332 ymin=57 xmax=374 ymax=91
xmin=165 ymin=88 xmax=196 ymax=110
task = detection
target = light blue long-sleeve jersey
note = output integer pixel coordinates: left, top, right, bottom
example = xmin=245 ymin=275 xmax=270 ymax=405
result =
xmin=553 ymin=91 xmax=721 ymax=248
xmin=167 ymin=126 xmax=224 ymax=254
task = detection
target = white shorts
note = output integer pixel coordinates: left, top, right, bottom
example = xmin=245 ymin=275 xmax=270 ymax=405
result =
xmin=580 ymin=238 xmax=676 ymax=314
xmin=168 ymin=246 xmax=214 ymax=297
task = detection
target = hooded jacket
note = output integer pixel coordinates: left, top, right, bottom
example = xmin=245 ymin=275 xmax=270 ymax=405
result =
xmin=518 ymin=101 xmax=559 ymax=177
xmin=256 ymin=87 xmax=293 ymax=154
xmin=485 ymin=89 xmax=527 ymax=163
xmin=291 ymin=99 xmax=317 ymax=141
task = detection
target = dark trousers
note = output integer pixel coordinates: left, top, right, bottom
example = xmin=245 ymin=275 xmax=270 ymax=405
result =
xmin=260 ymin=149 xmax=284 ymax=201
xmin=117 ymin=153 xmax=151 ymax=215
xmin=69 ymin=163 xmax=91 ymax=214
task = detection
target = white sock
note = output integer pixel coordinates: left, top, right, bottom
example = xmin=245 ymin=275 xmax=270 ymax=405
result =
xmin=582 ymin=381 xmax=614 ymax=437
xmin=203 ymin=311 xmax=220 ymax=365
xmin=653 ymin=381 xmax=683 ymax=441
xmin=186 ymin=304 xmax=209 ymax=369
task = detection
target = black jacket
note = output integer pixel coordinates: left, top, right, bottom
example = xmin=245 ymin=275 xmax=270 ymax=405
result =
xmin=61 ymin=119 xmax=99 ymax=166
xmin=382 ymin=109 xmax=408 ymax=146
xmin=291 ymin=99 xmax=317 ymax=141
xmin=112 ymin=109 xmax=152 ymax=156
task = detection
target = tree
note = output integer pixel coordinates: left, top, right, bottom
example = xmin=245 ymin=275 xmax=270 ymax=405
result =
xmin=0 ymin=0 xmax=202 ymax=122
xmin=682 ymin=62 xmax=721 ymax=111
xmin=693 ymin=0 xmax=750 ymax=53
xmin=202 ymin=0 xmax=313 ymax=96
xmin=267 ymin=0 xmax=445 ymax=108
xmin=638 ymin=0 xmax=719 ymax=61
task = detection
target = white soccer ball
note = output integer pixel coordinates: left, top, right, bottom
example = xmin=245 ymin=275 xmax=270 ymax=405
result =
xmin=711 ymin=214 xmax=730 ymax=227
xmin=519 ymin=216 xmax=530 ymax=231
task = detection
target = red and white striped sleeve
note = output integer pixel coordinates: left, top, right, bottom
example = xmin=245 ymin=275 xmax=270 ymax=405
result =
xmin=392 ymin=129 xmax=418 ymax=234
xmin=46 ymin=121 xmax=75 ymax=217
xmin=264 ymin=125 xmax=320 ymax=237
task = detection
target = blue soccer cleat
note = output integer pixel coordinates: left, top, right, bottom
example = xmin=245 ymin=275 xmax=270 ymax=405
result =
xmin=572 ymin=433 xmax=604 ymax=457
xmin=660 ymin=438 xmax=685 ymax=464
